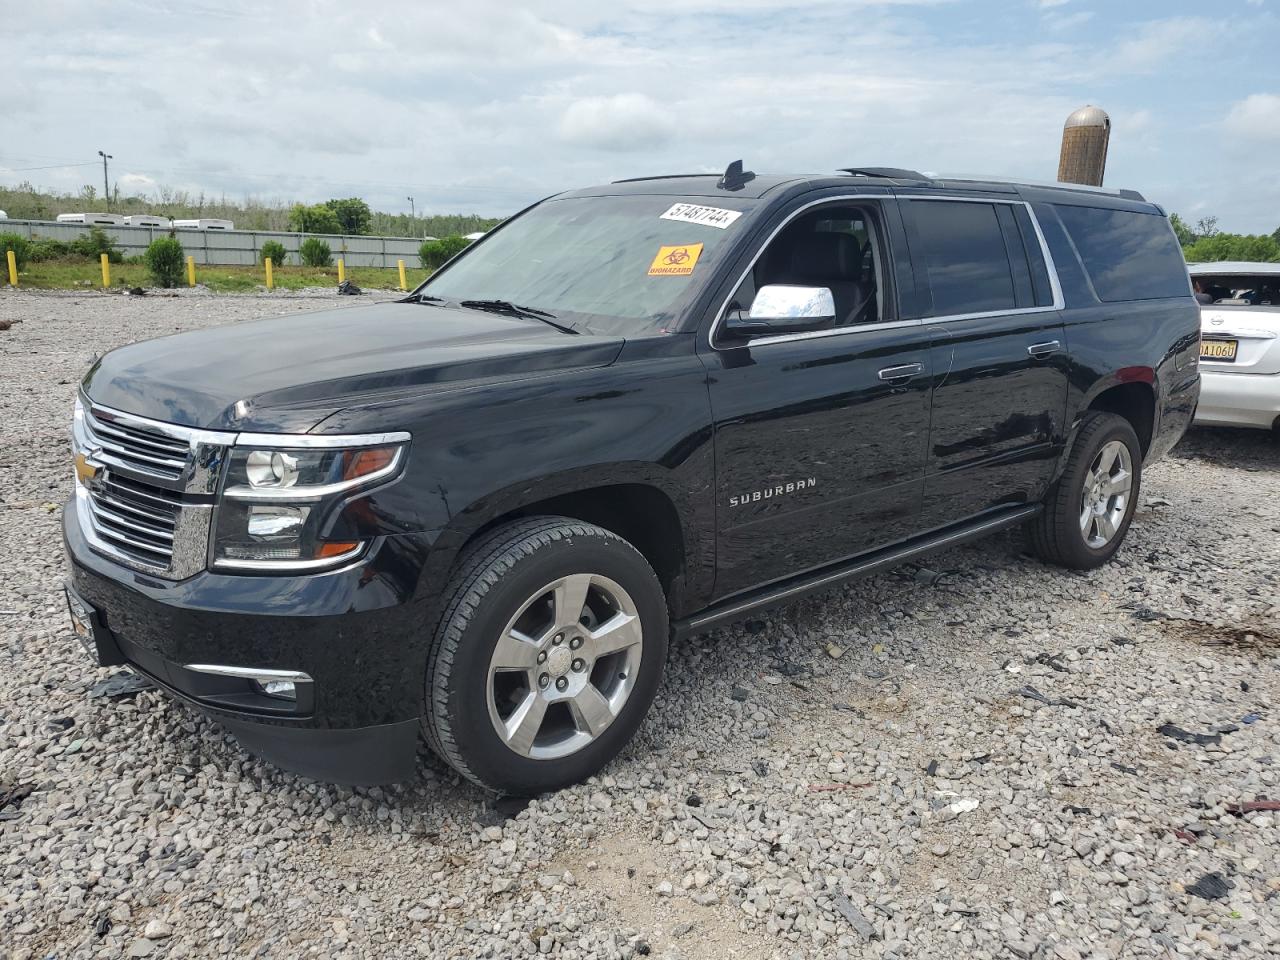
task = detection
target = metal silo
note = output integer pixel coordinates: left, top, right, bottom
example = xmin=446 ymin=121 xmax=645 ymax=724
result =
xmin=1057 ymin=105 xmax=1110 ymax=187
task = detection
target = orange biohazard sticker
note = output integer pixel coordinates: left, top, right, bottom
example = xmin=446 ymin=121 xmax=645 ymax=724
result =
xmin=648 ymin=243 xmax=704 ymax=276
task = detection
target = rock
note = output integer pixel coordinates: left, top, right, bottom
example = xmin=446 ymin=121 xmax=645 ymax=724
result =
xmin=126 ymin=941 xmax=155 ymax=958
xmin=143 ymin=920 xmax=172 ymax=939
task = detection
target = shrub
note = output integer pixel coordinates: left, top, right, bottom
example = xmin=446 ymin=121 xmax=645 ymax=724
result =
xmin=28 ymin=238 xmax=71 ymax=262
xmin=1183 ymin=232 xmax=1280 ymax=264
xmin=419 ymin=235 xmax=471 ymax=269
xmin=69 ymin=226 xmax=123 ymax=264
xmin=298 ymin=237 xmax=332 ymax=267
xmin=144 ymin=236 xmax=185 ymax=288
xmin=0 ymin=232 xmax=31 ymax=269
xmin=260 ymin=240 xmax=288 ymax=266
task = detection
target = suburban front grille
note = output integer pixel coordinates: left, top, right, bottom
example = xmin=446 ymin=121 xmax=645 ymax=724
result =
xmin=83 ymin=474 xmax=182 ymax=569
xmin=82 ymin=405 xmax=190 ymax=482
xmin=73 ymin=396 xmax=237 ymax=579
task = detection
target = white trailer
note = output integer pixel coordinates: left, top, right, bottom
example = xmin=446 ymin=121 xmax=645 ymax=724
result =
xmin=57 ymin=212 xmax=126 ymax=226
xmin=173 ymin=218 xmax=234 ymax=231
xmin=124 ymin=215 xmax=171 ymax=228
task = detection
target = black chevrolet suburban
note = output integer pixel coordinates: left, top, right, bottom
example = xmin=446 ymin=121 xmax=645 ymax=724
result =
xmin=64 ymin=164 xmax=1201 ymax=793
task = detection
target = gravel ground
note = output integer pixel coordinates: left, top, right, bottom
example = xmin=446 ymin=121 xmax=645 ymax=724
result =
xmin=2 ymin=289 xmax=1278 ymax=960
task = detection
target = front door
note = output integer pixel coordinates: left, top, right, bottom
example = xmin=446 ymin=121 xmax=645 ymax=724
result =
xmin=702 ymin=200 xmax=933 ymax=598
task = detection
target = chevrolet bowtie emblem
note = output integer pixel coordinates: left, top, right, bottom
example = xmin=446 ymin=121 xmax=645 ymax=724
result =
xmin=74 ymin=450 xmax=103 ymax=486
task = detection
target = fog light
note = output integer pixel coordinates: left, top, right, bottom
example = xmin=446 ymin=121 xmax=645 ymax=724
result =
xmin=255 ymin=679 xmax=297 ymax=700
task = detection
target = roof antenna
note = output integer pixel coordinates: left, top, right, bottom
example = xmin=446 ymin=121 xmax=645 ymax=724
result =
xmin=717 ymin=159 xmax=756 ymax=191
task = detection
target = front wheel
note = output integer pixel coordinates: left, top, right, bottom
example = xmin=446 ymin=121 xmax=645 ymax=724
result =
xmin=1029 ymin=412 xmax=1143 ymax=570
xmin=423 ymin=517 xmax=668 ymax=795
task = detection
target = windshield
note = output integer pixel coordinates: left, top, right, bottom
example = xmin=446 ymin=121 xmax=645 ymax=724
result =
xmin=1191 ymin=272 xmax=1280 ymax=305
xmin=418 ymin=194 xmax=757 ymax=335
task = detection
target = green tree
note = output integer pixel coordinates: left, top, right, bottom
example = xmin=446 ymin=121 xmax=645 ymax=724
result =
xmin=1272 ymin=226 xmax=1280 ymax=246
xmin=144 ymin=236 xmax=186 ymax=287
xmin=287 ymin=203 xmax=342 ymax=235
xmin=1169 ymin=213 xmax=1196 ymax=248
xmin=1182 ymin=233 xmax=1280 ymax=264
xmin=325 ymin=197 xmax=372 ymax=235
xmin=419 ymin=235 xmax=471 ymax=269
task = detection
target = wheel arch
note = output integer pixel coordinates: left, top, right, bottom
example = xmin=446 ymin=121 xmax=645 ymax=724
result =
xmin=417 ymin=468 xmax=705 ymax=619
xmin=1084 ymin=377 xmax=1156 ymax=457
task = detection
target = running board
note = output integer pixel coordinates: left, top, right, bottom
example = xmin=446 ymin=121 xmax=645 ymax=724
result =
xmin=672 ymin=504 xmax=1041 ymax=640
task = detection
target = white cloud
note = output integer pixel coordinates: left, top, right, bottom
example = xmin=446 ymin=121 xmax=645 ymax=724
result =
xmin=0 ymin=3 xmax=1276 ymax=231
xmin=1223 ymin=93 xmax=1280 ymax=141
xmin=557 ymin=94 xmax=675 ymax=152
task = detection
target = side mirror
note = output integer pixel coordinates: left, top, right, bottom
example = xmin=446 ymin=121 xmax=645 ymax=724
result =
xmin=725 ymin=284 xmax=836 ymax=338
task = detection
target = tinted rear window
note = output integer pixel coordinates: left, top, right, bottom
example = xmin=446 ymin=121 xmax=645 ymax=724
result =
xmin=1055 ymin=205 xmax=1188 ymax=302
xmin=910 ymin=200 xmax=1016 ymax=315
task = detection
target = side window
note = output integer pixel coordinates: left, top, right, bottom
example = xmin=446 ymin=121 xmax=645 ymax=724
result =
xmin=726 ymin=204 xmax=885 ymax=331
xmin=1054 ymin=205 xmax=1189 ymax=302
xmin=909 ymin=200 xmax=1020 ymax=316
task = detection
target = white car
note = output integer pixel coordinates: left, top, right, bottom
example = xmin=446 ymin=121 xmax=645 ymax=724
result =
xmin=1190 ymin=261 xmax=1280 ymax=434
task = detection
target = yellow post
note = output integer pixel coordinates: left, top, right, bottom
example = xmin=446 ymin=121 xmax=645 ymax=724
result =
xmin=337 ymin=258 xmax=346 ymax=284
xmin=265 ymin=256 xmax=274 ymax=290
xmin=186 ymin=256 xmax=196 ymax=287
xmin=5 ymin=250 xmax=16 ymax=286
xmin=397 ymin=259 xmax=407 ymax=291
xmin=100 ymin=253 xmax=110 ymax=288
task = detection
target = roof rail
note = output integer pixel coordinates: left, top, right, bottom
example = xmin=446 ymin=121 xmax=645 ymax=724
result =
xmin=611 ymin=173 xmax=717 ymax=184
xmin=936 ymin=174 xmax=1146 ymax=202
xmin=838 ymin=167 xmax=930 ymax=182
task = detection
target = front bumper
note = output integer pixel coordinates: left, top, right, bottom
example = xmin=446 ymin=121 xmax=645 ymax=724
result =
xmin=63 ymin=504 xmax=433 ymax=784
xmin=1194 ymin=370 xmax=1280 ymax=430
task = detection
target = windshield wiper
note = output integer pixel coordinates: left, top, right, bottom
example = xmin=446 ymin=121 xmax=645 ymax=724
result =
xmin=458 ymin=300 xmax=579 ymax=335
xmin=405 ymin=292 xmax=446 ymax=304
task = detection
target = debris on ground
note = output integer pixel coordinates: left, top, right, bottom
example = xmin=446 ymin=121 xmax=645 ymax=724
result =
xmin=1185 ymin=871 xmax=1234 ymax=901
xmin=87 ymin=671 xmax=154 ymax=699
xmin=1156 ymin=722 xmax=1222 ymax=747
xmin=1016 ymin=685 xmax=1081 ymax=708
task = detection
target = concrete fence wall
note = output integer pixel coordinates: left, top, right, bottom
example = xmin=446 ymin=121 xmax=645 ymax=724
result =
xmin=0 ymin=219 xmax=424 ymax=268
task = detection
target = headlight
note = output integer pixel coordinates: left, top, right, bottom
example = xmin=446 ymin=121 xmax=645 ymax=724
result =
xmin=212 ymin=435 xmax=407 ymax=572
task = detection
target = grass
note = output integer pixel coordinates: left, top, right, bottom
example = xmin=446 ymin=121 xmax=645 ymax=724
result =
xmin=6 ymin=259 xmax=433 ymax=293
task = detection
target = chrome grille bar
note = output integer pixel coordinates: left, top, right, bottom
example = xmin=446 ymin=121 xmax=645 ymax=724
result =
xmin=73 ymin=395 xmax=236 ymax=579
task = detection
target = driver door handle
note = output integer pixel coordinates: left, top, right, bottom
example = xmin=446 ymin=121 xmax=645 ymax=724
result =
xmin=878 ymin=362 xmax=925 ymax=382
xmin=1027 ymin=340 xmax=1062 ymax=358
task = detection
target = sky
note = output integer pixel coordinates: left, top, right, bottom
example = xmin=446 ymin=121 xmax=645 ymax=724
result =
xmin=3 ymin=0 xmax=1279 ymax=232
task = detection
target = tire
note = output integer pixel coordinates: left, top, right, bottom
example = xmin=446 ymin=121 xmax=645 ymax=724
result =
xmin=422 ymin=516 xmax=668 ymax=795
xmin=1029 ymin=412 xmax=1143 ymax=570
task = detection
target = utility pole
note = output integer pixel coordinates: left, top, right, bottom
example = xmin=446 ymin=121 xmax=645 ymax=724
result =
xmin=407 ymin=196 xmax=415 ymax=237
xmin=98 ymin=150 xmax=113 ymax=209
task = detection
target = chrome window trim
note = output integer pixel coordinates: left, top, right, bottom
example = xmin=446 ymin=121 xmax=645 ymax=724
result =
xmin=708 ymin=193 xmax=1065 ymax=351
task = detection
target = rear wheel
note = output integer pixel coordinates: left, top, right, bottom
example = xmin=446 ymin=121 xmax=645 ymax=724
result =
xmin=1029 ymin=412 xmax=1142 ymax=570
xmin=423 ymin=517 xmax=668 ymax=795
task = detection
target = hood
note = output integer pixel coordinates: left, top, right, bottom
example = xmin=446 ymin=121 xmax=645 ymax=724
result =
xmin=82 ymin=301 xmax=626 ymax=430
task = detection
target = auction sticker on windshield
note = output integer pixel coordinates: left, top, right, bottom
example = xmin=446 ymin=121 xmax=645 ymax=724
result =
xmin=648 ymin=243 xmax=704 ymax=276
xmin=660 ymin=203 xmax=742 ymax=229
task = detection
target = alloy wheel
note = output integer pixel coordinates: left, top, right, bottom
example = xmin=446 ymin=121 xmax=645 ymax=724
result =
xmin=1079 ymin=439 xmax=1133 ymax=548
xmin=486 ymin=573 xmax=643 ymax=760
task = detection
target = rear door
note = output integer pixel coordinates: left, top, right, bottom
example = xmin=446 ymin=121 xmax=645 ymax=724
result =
xmin=899 ymin=196 xmax=1069 ymax=529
